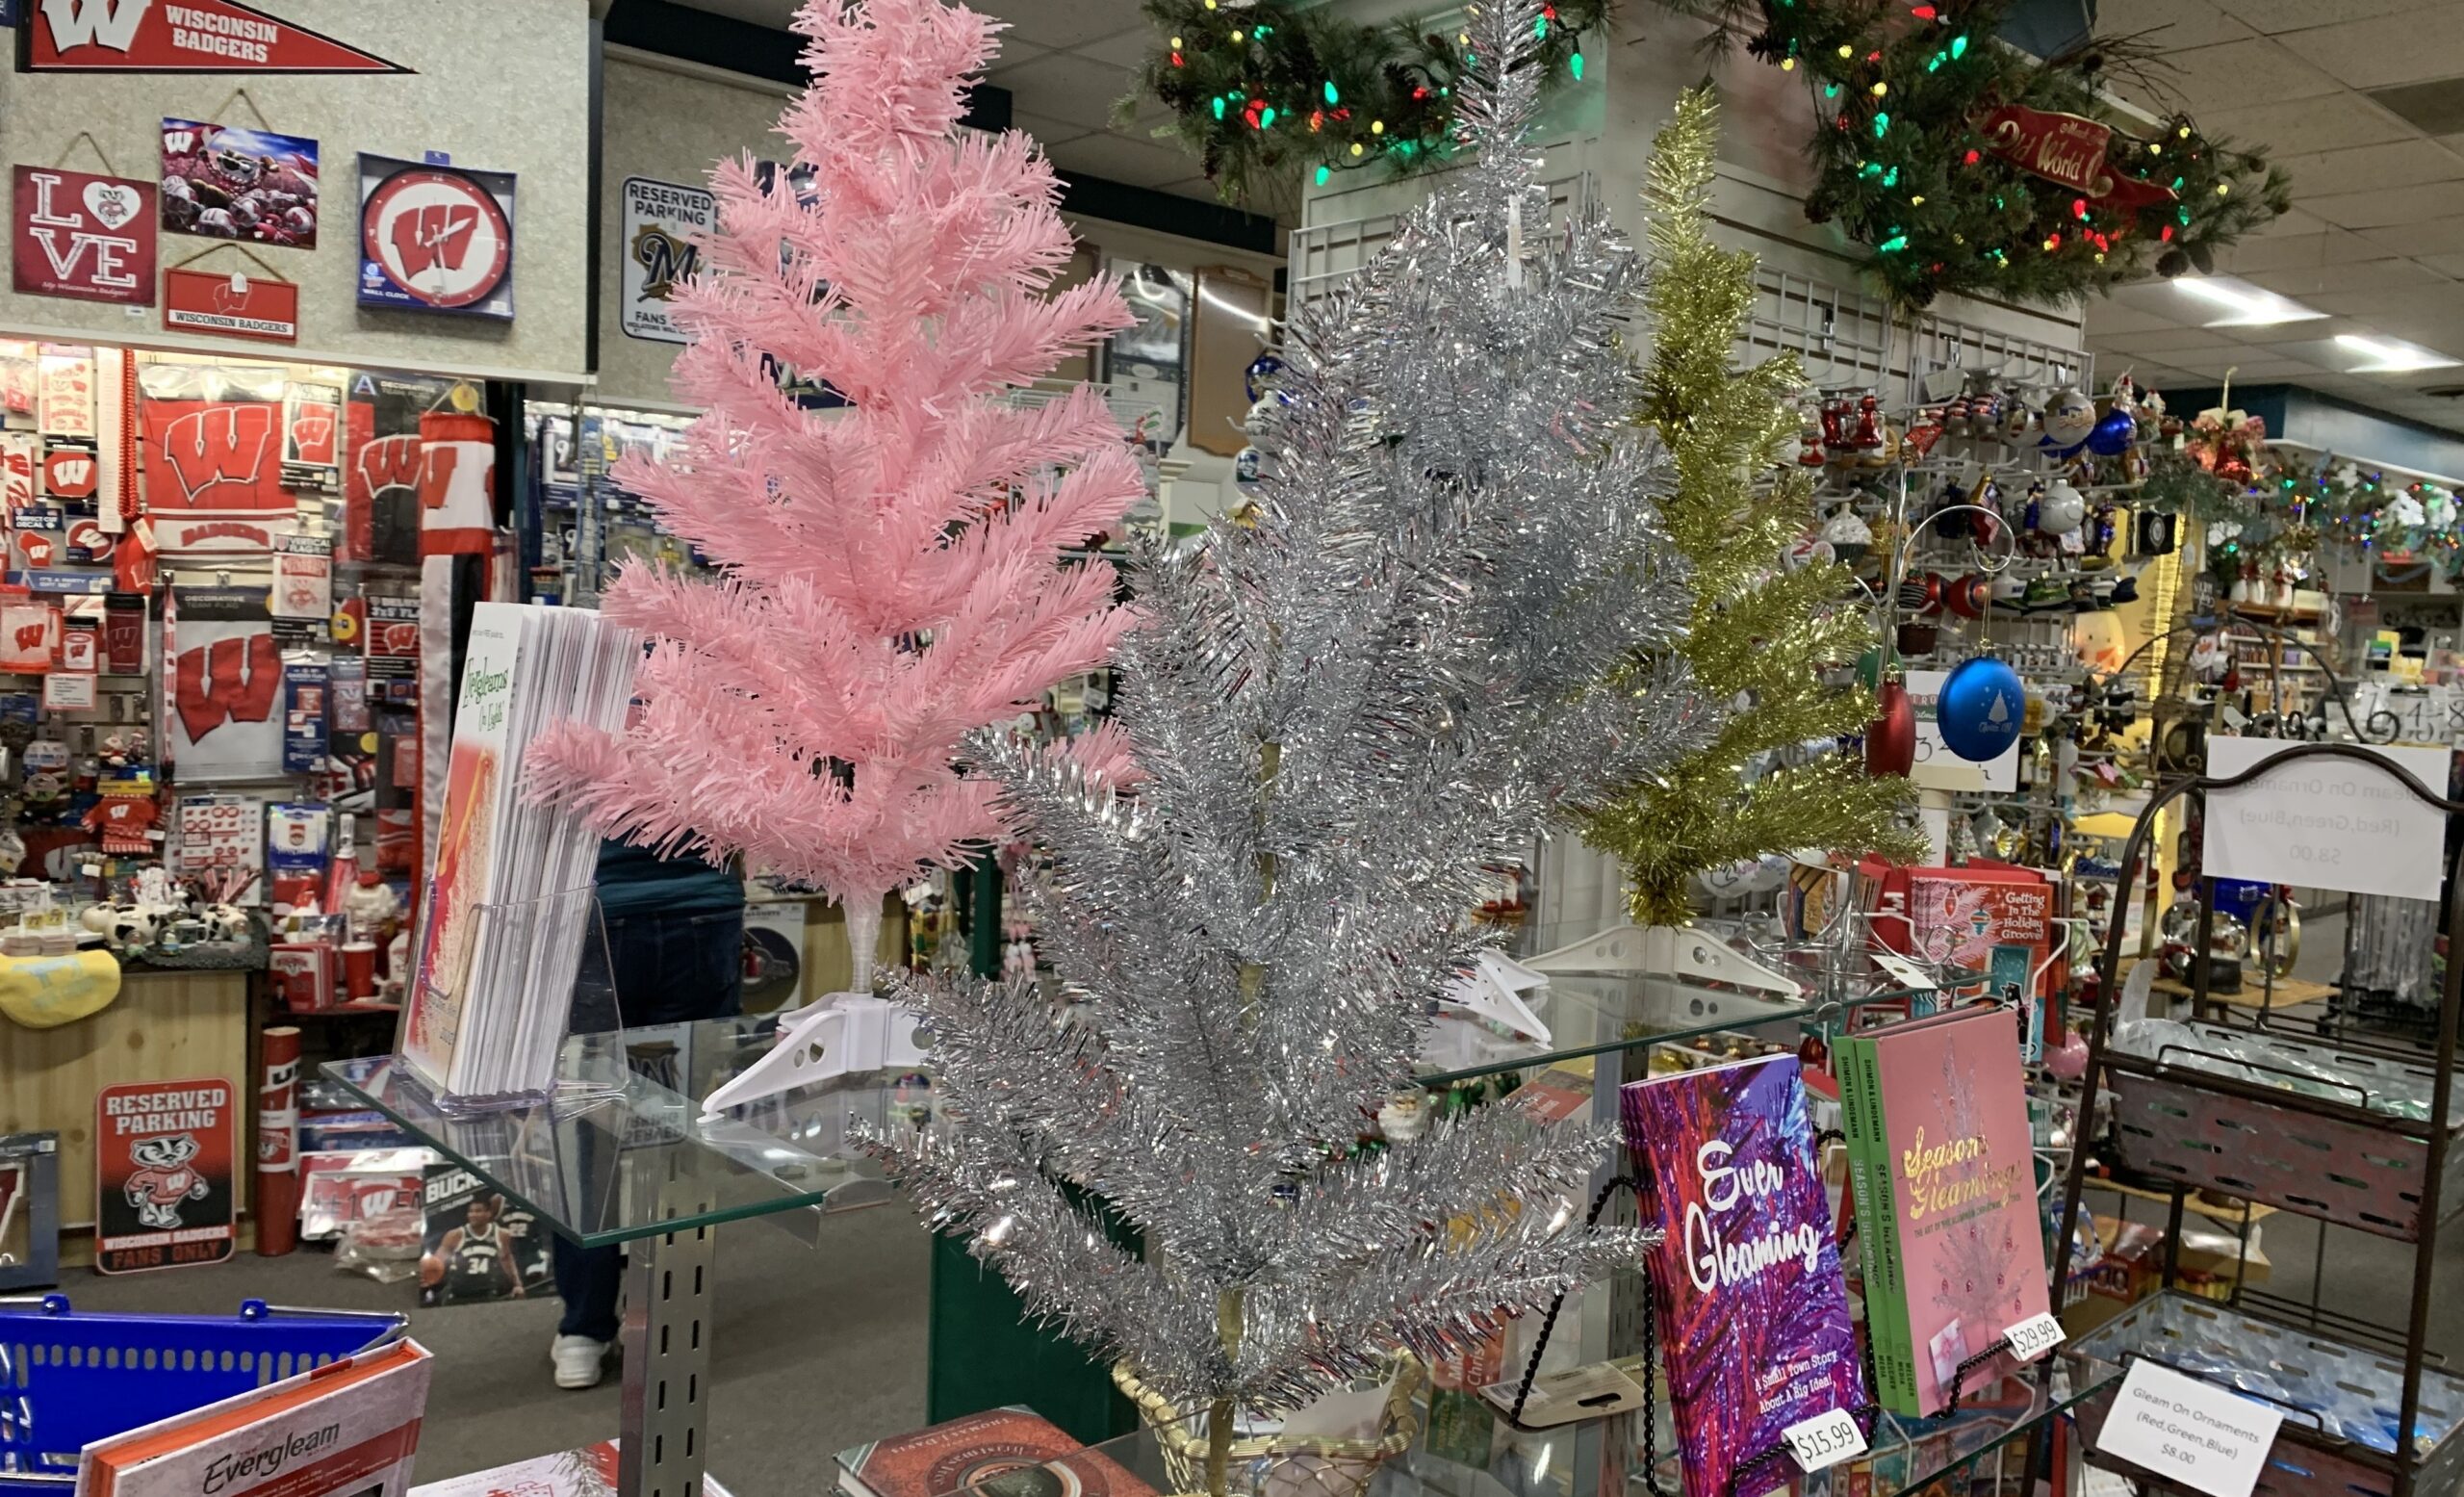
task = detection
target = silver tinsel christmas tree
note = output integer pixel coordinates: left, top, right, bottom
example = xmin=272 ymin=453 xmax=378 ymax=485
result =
xmin=872 ymin=0 xmax=1711 ymax=1469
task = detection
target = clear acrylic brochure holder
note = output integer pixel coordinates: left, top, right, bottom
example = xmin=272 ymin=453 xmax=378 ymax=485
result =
xmin=391 ymin=882 xmax=629 ymax=1114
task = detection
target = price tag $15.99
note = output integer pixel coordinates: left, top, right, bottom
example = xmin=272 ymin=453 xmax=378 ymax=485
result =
xmin=1783 ymin=1407 xmax=1868 ymax=1474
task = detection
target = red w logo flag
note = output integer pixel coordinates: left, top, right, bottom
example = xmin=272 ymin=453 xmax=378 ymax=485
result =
xmin=141 ymin=398 xmax=284 ymax=512
xmin=355 ymin=433 xmax=424 ymax=499
xmin=173 ymin=632 xmax=279 ymax=742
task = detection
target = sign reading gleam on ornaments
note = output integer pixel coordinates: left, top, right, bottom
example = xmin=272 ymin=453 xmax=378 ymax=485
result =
xmin=357 ymin=155 xmax=516 ymax=320
xmin=24 ymin=0 xmax=409 ymax=73
xmin=12 ymin=167 xmax=156 ymax=304
xmin=163 ymin=268 xmax=298 ymax=342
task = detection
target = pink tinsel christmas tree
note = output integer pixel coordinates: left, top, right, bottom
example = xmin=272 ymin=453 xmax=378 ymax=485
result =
xmin=529 ymin=0 xmax=1142 ymax=945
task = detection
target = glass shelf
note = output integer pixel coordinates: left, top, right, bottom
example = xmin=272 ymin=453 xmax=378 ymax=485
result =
xmin=321 ymin=1014 xmax=919 ymax=1249
xmin=1415 ymin=971 xmax=1948 ymax=1088
xmin=1026 ymin=1361 xmax=2111 ymax=1497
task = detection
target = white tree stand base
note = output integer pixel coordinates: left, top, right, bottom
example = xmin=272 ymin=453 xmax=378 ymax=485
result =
xmin=699 ymin=897 xmax=925 ymax=1120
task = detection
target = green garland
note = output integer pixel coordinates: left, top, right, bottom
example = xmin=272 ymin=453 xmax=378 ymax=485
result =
xmin=1697 ymin=0 xmax=2290 ymax=310
xmin=1130 ymin=0 xmax=1608 ymax=204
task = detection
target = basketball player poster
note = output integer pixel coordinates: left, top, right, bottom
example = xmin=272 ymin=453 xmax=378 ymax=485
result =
xmin=95 ymin=1079 xmax=236 ymax=1274
xmin=417 ymin=1161 xmax=548 ymax=1305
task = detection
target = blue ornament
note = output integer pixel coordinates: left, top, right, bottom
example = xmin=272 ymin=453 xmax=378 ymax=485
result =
xmin=2085 ymin=405 xmax=2138 ymax=456
xmin=1938 ymin=655 xmax=2025 ymax=762
xmin=1245 ymin=352 xmax=1286 ymax=405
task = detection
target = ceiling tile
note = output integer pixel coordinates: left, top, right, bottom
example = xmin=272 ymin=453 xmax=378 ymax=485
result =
xmin=2276 ymin=139 xmax=2464 ymax=195
xmin=1071 ymin=27 xmax=1156 ymax=68
xmin=2194 ymin=93 xmax=2414 ymax=159
xmin=2360 ymin=216 xmax=2464 ymax=254
xmin=1049 ymin=129 xmax=1204 ymax=189
xmin=2219 ymin=317 xmax=2365 ymax=347
xmin=2220 ymin=226 xmax=2398 ymax=271
xmin=2248 ymin=206 xmax=2331 ymax=240
xmin=2304 ymin=181 xmax=2464 ymax=227
xmin=2284 ymin=10 xmax=2464 ymax=90
xmin=2124 ymin=0 xmax=2256 ymax=49
xmin=971 ymin=0 xmax=1153 ymax=50
xmin=2095 ymin=328 xmax=2244 ymax=354
xmin=988 ymin=50 xmax=1140 ymax=132
xmin=2083 ymin=302 xmax=2189 ymax=336
xmin=2305 ymin=286 xmax=2453 ymax=317
xmin=2418 ymin=251 xmax=2464 ymax=276
xmin=2218 ymin=0 xmax=2451 ymax=32
xmin=2155 ymin=39 xmax=2342 ymax=115
xmin=1012 ymin=110 xmax=1093 ymax=148
xmin=2245 ymin=256 xmax=2446 ymax=295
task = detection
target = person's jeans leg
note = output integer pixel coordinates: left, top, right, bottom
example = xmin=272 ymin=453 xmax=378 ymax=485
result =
xmin=553 ymin=1231 xmax=624 ymax=1341
xmin=557 ymin=913 xmax=664 ymax=1347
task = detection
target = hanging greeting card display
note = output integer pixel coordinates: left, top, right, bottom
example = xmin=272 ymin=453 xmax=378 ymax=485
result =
xmin=357 ymin=155 xmax=516 ymax=320
xmin=12 ymin=167 xmax=156 ymax=305
xmin=163 ymin=585 xmax=282 ymax=778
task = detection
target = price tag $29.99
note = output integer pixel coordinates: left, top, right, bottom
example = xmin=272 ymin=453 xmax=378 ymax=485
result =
xmin=1783 ymin=1407 xmax=1868 ymax=1474
xmin=2003 ymin=1312 xmax=2066 ymax=1365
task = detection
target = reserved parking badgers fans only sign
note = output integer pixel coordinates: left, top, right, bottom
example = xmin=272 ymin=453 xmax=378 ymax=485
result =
xmin=95 ymin=1077 xmax=235 ymax=1273
xmin=23 ymin=0 xmax=409 ymax=73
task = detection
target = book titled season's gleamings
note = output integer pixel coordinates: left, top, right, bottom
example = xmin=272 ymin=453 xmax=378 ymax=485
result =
xmin=1845 ymin=1004 xmax=2048 ymax=1416
xmin=1622 ymin=1054 xmax=1865 ymax=1497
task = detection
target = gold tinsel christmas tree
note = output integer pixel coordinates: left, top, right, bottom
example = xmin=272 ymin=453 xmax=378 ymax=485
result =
xmin=1578 ymin=89 xmax=1922 ymax=926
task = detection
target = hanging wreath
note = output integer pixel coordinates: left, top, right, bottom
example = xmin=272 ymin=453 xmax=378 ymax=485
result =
xmin=1131 ymin=0 xmax=1608 ymax=206
xmin=1694 ymin=0 xmax=2291 ymax=311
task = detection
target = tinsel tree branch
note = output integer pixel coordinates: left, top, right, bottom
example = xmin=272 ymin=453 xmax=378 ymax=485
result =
xmin=526 ymin=0 xmax=1144 ymax=914
xmin=1579 ymin=88 xmax=1921 ymax=929
xmin=871 ymin=0 xmax=1708 ymax=1421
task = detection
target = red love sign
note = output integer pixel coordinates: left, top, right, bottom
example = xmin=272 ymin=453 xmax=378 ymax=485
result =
xmin=13 ymin=166 xmax=157 ymax=304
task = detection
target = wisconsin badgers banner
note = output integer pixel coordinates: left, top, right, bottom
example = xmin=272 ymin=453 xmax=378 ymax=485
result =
xmin=96 ymin=1076 xmax=235 ymax=1274
xmin=358 ymin=155 xmax=516 ymax=320
xmin=418 ymin=410 xmax=494 ymax=556
xmin=164 ymin=583 xmax=281 ymax=776
xmin=344 ymin=372 xmax=445 ymax=564
xmin=162 ymin=267 xmax=298 ymax=343
xmin=26 ymin=0 xmax=410 ymax=73
xmin=13 ymin=168 xmax=155 ymax=305
xmin=138 ymin=362 xmax=295 ymax=553
xmin=0 ymin=435 xmax=34 ymax=511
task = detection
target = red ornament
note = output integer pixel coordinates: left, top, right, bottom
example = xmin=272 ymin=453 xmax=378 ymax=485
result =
xmin=1867 ymin=679 xmax=1917 ymax=777
xmin=1944 ymin=572 xmax=1990 ymax=619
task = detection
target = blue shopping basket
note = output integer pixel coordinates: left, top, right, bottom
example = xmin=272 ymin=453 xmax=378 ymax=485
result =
xmin=0 ymin=1294 xmax=406 ymax=1491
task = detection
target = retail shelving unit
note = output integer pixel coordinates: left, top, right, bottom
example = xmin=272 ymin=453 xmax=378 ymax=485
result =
xmin=2050 ymin=741 xmax=2464 ymax=1497
xmin=323 ymin=1022 xmax=907 ymax=1497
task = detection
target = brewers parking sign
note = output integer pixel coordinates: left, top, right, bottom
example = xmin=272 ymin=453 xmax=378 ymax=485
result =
xmin=621 ymin=176 xmax=711 ymax=343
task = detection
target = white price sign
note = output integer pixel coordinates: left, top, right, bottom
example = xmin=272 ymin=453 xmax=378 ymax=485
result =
xmin=2095 ymin=1360 xmax=2284 ymax=1497
xmin=1782 ymin=1407 xmax=1867 ymax=1474
xmin=2002 ymin=1311 xmax=2066 ymax=1364
xmin=1905 ymin=669 xmax=2020 ymax=792
xmin=2203 ymin=737 xmax=2451 ymax=899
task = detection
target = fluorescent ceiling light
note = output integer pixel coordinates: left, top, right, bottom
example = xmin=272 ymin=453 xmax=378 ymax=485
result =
xmin=2172 ymin=275 xmax=2324 ymax=327
xmin=2335 ymin=334 xmax=2462 ymax=374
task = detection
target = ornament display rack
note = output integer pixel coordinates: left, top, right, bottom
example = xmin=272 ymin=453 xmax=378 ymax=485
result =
xmin=2050 ymin=742 xmax=2464 ymax=1497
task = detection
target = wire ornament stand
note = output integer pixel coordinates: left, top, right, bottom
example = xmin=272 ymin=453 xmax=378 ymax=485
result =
xmin=2049 ymin=741 xmax=2464 ymax=1497
xmin=1736 ymin=268 xmax=1895 ymax=391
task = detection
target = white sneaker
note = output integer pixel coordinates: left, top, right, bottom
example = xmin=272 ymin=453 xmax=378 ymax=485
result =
xmin=552 ymin=1333 xmax=613 ymax=1389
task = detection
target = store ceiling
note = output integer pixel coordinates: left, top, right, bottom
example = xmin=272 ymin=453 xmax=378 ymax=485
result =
xmin=667 ymin=0 xmax=1214 ymax=201
xmin=2087 ymin=0 xmax=2464 ymax=435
